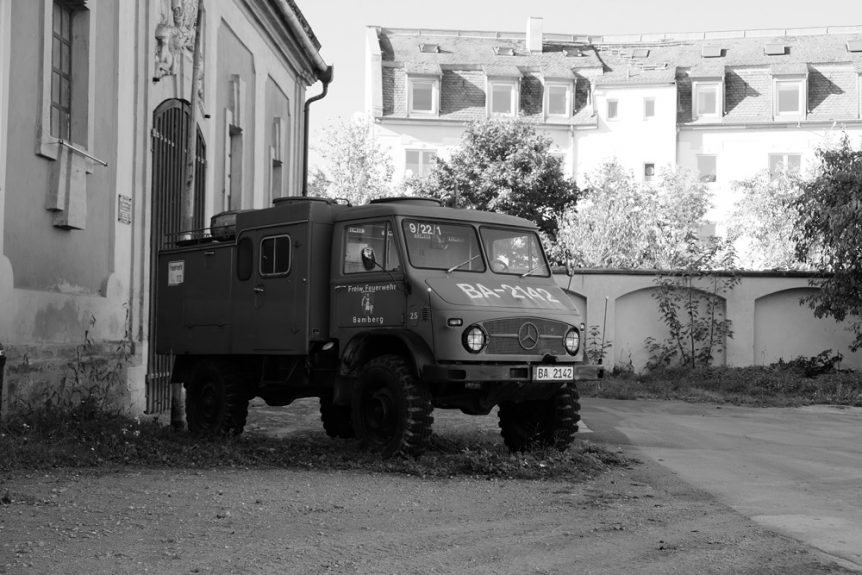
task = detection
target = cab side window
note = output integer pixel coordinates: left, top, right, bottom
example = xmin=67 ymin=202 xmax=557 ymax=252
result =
xmin=343 ymin=221 xmax=400 ymax=274
xmin=260 ymin=235 xmax=291 ymax=276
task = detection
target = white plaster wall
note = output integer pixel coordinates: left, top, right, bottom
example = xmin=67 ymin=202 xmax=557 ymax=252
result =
xmin=555 ymin=272 xmax=862 ymax=372
xmin=677 ymin=125 xmax=862 ymax=227
xmin=575 ymin=84 xmax=678 ymax=184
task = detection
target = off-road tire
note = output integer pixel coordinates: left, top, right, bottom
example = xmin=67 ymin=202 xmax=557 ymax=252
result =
xmin=351 ymin=355 xmax=433 ymax=457
xmin=320 ymin=395 xmax=355 ymax=439
xmin=498 ymin=384 xmax=580 ymax=452
xmin=185 ymin=361 xmax=249 ymax=436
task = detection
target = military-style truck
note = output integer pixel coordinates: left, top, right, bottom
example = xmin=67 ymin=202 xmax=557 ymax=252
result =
xmin=156 ymin=196 xmax=601 ymax=456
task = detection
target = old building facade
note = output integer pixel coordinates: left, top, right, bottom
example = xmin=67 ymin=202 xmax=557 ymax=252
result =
xmin=366 ymin=19 xmax=862 ymax=229
xmin=0 ymin=0 xmax=329 ymax=417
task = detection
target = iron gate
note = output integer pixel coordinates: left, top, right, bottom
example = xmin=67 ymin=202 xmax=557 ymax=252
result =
xmin=146 ymin=99 xmax=206 ymax=414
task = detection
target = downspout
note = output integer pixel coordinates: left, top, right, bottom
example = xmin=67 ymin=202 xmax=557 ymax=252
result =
xmin=302 ymin=65 xmax=333 ymax=197
xmin=271 ymin=0 xmax=332 ymax=197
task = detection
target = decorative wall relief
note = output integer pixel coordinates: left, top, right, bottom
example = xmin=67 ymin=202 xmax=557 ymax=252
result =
xmin=153 ymin=0 xmax=205 ymax=89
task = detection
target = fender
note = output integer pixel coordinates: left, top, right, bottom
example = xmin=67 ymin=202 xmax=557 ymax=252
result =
xmin=340 ymin=329 xmax=435 ymax=378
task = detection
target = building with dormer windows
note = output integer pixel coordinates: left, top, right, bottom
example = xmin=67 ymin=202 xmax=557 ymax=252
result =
xmin=366 ymin=18 xmax=862 ymax=230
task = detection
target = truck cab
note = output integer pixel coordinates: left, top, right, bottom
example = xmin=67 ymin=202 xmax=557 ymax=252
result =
xmin=156 ymin=196 xmax=600 ymax=456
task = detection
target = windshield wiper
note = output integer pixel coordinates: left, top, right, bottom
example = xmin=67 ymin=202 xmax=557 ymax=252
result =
xmin=446 ymin=254 xmax=482 ymax=274
xmin=520 ymin=263 xmax=547 ymax=278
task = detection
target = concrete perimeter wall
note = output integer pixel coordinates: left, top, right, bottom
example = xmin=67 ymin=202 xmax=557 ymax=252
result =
xmin=556 ymin=270 xmax=862 ymax=372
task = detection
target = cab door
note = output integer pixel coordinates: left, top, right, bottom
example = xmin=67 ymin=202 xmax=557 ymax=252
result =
xmin=332 ymin=220 xmax=406 ymax=332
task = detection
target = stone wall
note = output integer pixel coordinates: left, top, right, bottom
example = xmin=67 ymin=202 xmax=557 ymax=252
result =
xmin=556 ymin=270 xmax=862 ymax=372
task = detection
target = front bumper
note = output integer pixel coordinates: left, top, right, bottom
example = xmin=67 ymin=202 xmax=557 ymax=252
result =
xmin=422 ymin=362 xmax=603 ymax=385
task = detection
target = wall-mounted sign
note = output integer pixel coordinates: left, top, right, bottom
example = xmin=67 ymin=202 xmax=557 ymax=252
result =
xmin=118 ymin=195 xmax=132 ymax=225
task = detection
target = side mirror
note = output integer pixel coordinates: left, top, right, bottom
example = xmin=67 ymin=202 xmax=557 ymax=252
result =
xmin=361 ymin=246 xmax=376 ymax=271
xmin=565 ymin=249 xmax=575 ymax=277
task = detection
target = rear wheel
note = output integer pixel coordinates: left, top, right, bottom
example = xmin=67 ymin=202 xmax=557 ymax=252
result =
xmin=351 ymin=355 xmax=433 ymax=457
xmin=320 ymin=395 xmax=354 ymax=439
xmin=498 ymin=385 xmax=580 ymax=452
xmin=185 ymin=361 xmax=249 ymax=436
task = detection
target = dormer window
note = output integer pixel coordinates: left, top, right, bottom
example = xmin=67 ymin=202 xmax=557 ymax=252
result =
xmin=490 ymin=82 xmax=517 ymax=115
xmin=410 ymin=79 xmax=436 ymax=114
xmin=771 ymin=64 xmax=808 ymax=121
xmin=483 ymin=65 xmax=522 ymax=117
xmin=545 ymin=82 xmax=572 ymax=118
xmin=405 ymin=63 xmax=442 ymax=117
xmin=774 ymin=79 xmax=804 ymax=117
xmin=693 ymin=81 xmax=722 ymax=119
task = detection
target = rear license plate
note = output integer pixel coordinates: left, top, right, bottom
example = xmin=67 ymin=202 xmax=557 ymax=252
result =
xmin=533 ymin=365 xmax=573 ymax=381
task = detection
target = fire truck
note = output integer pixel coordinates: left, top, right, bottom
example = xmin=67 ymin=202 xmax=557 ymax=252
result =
xmin=156 ymin=196 xmax=601 ymax=456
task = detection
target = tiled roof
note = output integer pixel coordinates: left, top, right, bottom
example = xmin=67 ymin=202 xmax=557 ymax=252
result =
xmin=376 ymin=26 xmax=862 ymax=125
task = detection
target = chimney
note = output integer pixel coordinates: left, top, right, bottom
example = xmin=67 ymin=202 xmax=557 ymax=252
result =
xmin=526 ymin=17 xmax=543 ymax=53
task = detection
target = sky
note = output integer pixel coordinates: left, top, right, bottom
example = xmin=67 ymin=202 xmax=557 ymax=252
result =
xmin=297 ymin=0 xmax=862 ymax=162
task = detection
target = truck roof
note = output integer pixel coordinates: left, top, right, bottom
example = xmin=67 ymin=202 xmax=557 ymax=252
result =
xmin=201 ymin=196 xmax=539 ymax=246
xmin=331 ymin=197 xmax=538 ymax=229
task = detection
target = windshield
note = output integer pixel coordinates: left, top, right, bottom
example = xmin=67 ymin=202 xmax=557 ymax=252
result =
xmin=480 ymin=227 xmax=550 ymax=277
xmin=402 ymin=220 xmax=485 ymax=271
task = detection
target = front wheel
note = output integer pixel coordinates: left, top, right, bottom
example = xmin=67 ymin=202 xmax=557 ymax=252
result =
xmin=185 ymin=361 xmax=249 ymax=436
xmin=351 ymin=355 xmax=433 ymax=457
xmin=498 ymin=385 xmax=580 ymax=452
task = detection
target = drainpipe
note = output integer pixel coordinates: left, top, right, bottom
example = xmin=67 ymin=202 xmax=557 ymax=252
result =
xmin=302 ymin=66 xmax=334 ymax=197
xmin=271 ymin=0 xmax=333 ymax=197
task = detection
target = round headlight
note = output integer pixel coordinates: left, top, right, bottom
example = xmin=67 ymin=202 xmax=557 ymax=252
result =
xmin=564 ymin=327 xmax=580 ymax=355
xmin=463 ymin=325 xmax=487 ymax=353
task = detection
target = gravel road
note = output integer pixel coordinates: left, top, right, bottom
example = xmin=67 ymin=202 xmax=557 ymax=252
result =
xmin=0 ymin=400 xmax=856 ymax=575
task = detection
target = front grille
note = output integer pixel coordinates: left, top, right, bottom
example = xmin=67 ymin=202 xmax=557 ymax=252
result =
xmin=483 ymin=317 xmax=569 ymax=355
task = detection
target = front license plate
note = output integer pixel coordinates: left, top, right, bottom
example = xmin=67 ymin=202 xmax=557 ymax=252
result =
xmin=533 ymin=365 xmax=573 ymax=381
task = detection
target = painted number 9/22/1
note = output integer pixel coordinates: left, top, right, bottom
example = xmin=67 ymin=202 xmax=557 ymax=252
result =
xmin=456 ymin=282 xmax=561 ymax=304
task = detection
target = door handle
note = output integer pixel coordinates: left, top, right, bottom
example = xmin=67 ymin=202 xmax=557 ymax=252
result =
xmin=254 ymin=287 xmax=264 ymax=294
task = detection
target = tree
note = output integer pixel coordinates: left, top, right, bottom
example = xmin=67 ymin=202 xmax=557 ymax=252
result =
xmin=414 ymin=119 xmax=579 ymax=240
xmin=555 ymin=161 xmax=713 ymax=269
xmin=306 ymin=167 xmax=331 ymax=198
xmin=311 ymin=115 xmax=393 ymax=205
xmin=792 ymin=135 xmax=862 ymax=351
xmin=727 ymin=171 xmax=805 ymax=270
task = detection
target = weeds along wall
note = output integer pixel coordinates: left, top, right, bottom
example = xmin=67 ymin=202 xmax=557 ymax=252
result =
xmin=0 ymin=297 xmax=138 ymax=421
xmin=557 ymin=270 xmax=862 ymax=373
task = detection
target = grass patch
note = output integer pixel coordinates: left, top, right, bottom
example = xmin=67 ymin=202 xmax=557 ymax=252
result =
xmin=582 ymin=364 xmax=862 ymax=407
xmin=0 ymin=407 xmax=631 ymax=480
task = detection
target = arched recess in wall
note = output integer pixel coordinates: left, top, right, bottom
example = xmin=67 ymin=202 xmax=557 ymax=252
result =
xmin=615 ymin=285 xmax=728 ymax=372
xmin=753 ymin=287 xmax=853 ymax=366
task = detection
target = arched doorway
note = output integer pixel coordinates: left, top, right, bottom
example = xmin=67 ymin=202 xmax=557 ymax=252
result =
xmin=146 ymin=98 xmax=206 ymax=413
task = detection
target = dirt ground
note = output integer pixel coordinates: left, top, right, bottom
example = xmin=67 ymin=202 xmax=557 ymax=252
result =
xmin=0 ymin=400 xmax=857 ymax=575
